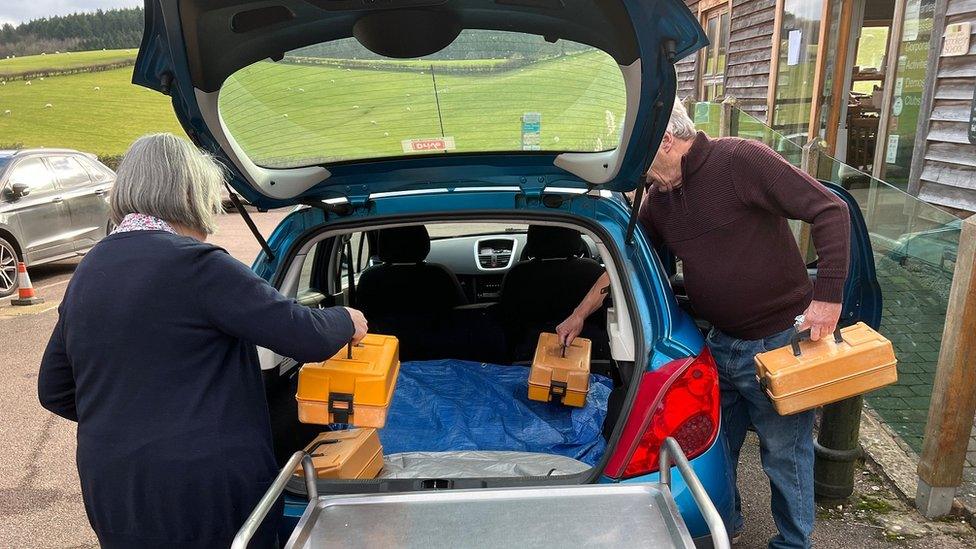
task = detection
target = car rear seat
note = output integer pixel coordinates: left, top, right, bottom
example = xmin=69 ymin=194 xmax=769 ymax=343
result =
xmin=356 ymin=226 xmax=468 ymax=359
xmin=498 ymin=225 xmax=608 ymax=361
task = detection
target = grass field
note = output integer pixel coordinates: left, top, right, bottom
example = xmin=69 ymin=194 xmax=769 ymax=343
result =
xmin=0 ymin=48 xmax=623 ymax=163
xmin=0 ymin=66 xmax=182 ymax=155
xmin=0 ymin=49 xmax=138 ymax=76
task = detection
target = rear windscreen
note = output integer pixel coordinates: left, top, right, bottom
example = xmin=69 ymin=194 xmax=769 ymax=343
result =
xmin=218 ymin=30 xmax=627 ymax=169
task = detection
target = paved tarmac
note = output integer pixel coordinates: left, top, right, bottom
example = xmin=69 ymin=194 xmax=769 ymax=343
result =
xmin=1 ymin=211 xmax=973 ymax=548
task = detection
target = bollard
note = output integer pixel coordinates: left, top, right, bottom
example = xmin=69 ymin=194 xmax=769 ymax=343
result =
xmin=814 ymin=396 xmax=863 ymax=502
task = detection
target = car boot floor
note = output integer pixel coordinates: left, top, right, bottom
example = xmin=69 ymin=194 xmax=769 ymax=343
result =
xmin=371 ymin=359 xmax=612 ymax=469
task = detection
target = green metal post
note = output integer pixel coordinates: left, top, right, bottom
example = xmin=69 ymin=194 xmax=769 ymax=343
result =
xmin=814 ymin=396 xmax=864 ymax=502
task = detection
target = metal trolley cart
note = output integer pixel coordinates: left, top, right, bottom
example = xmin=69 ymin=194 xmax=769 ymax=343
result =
xmin=232 ymin=437 xmax=730 ymax=549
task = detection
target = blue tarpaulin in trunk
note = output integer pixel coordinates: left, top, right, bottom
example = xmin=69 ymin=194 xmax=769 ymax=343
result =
xmin=377 ymin=360 xmax=613 ymax=466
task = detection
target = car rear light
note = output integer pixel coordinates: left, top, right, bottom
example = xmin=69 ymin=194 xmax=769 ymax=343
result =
xmin=604 ymin=349 xmax=721 ymax=479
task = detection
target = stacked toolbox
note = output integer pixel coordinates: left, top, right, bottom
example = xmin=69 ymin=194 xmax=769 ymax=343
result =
xmin=296 ymin=334 xmax=400 ymax=428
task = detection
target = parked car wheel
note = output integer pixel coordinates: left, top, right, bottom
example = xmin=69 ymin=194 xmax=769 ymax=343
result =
xmin=0 ymin=237 xmax=19 ymax=298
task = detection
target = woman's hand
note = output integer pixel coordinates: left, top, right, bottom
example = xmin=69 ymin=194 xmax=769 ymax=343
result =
xmin=345 ymin=307 xmax=368 ymax=344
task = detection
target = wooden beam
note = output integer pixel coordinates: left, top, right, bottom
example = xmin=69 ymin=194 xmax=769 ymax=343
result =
xmin=765 ymin=0 xmax=786 ymax=125
xmin=719 ymin=95 xmax=738 ymax=136
xmin=822 ymin=0 xmax=856 ymax=153
xmin=917 ymin=214 xmax=976 ymax=517
xmin=871 ymin=1 xmax=907 ymax=180
xmin=806 ymin=0 xmax=837 ymax=144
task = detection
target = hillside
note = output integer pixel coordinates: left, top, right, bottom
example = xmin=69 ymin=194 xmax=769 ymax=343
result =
xmin=0 ymin=8 xmax=142 ymax=58
xmin=0 ymin=66 xmax=183 ymax=156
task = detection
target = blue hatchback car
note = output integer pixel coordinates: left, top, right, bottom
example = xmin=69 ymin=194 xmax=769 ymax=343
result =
xmin=135 ymin=0 xmax=881 ymax=545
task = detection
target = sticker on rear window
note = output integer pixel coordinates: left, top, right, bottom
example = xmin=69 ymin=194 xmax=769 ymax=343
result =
xmin=401 ymin=137 xmax=456 ymax=154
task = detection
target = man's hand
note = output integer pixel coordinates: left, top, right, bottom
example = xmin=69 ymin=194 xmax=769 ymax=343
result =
xmin=556 ymin=313 xmax=585 ymax=347
xmin=798 ymin=300 xmax=842 ymax=341
xmin=344 ymin=307 xmax=368 ymax=344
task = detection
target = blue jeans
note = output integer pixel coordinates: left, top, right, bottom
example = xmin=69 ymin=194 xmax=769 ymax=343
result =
xmin=706 ymin=326 xmax=815 ymax=549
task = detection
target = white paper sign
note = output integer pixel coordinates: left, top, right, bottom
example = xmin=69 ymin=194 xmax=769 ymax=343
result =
xmin=893 ymin=96 xmax=904 ymax=116
xmin=894 ymin=77 xmax=904 ymax=96
xmin=886 ymin=134 xmax=900 ymax=164
xmin=787 ymin=29 xmax=802 ymax=66
xmin=904 ymin=0 xmax=920 ymax=41
xmin=943 ymin=22 xmax=972 ymax=57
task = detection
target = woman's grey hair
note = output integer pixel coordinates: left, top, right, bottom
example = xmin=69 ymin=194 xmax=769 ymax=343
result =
xmin=111 ymin=133 xmax=225 ymax=234
xmin=667 ymin=99 xmax=698 ymax=140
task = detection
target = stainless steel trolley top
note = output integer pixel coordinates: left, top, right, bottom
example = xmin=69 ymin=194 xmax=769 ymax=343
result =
xmin=233 ymin=437 xmax=730 ymax=549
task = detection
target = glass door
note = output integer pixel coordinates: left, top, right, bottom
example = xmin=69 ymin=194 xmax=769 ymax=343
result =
xmin=770 ymin=0 xmax=826 ymax=141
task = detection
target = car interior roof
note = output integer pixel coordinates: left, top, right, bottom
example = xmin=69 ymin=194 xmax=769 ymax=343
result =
xmin=177 ymin=0 xmax=640 ymax=92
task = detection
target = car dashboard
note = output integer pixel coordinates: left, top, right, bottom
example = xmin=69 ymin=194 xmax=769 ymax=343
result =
xmin=427 ymin=232 xmax=601 ymax=303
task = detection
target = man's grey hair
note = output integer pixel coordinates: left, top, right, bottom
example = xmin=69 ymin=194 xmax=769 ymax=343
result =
xmin=111 ymin=133 xmax=225 ymax=235
xmin=667 ymin=99 xmax=697 ymax=140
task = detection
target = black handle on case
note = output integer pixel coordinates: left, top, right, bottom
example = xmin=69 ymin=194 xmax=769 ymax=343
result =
xmin=790 ymin=327 xmax=844 ymax=356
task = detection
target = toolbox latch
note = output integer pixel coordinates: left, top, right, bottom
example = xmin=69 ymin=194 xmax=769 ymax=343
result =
xmin=549 ymin=381 xmax=568 ymax=401
xmin=328 ymin=392 xmax=354 ymax=423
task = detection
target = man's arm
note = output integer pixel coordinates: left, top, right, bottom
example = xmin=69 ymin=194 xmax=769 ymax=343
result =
xmin=730 ymin=139 xmax=851 ymax=340
xmin=556 ymin=272 xmax=611 ymax=345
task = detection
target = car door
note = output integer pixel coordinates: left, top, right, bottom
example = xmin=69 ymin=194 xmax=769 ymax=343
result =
xmin=3 ymin=156 xmax=75 ymax=263
xmin=47 ymin=155 xmax=110 ymax=251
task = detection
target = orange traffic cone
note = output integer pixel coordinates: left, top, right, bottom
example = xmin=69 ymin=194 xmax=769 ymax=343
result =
xmin=11 ymin=262 xmax=44 ymax=306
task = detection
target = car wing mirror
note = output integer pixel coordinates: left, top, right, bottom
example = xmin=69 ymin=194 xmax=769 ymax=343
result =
xmin=10 ymin=183 xmax=30 ymax=198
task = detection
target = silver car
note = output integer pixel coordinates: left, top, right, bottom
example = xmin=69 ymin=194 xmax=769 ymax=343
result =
xmin=0 ymin=149 xmax=115 ymax=297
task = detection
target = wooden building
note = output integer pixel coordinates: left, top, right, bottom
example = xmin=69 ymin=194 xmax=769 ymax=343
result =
xmin=676 ymin=0 xmax=976 ymax=213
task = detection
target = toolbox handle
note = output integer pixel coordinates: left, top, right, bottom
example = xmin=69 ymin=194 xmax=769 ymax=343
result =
xmin=231 ymin=451 xmax=318 ymax=549
xmin=790 ymin=327 xmax=844 ymax=357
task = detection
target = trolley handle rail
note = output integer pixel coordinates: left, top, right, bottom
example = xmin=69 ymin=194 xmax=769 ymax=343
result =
xmin=659 ymin=437 xmax=731 ymax=549
xmin=231 ymin=451 xmax=318 ymax=549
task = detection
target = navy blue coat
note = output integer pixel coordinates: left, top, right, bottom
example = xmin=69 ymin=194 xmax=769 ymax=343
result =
xmin=38 ymin=230 xmax=354 ymax=548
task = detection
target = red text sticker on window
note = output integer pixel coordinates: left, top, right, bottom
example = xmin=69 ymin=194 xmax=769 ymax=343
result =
xmin=401 ymin=137 xmax=456 ymax=154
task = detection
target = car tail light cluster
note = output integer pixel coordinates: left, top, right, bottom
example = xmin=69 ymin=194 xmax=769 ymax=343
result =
xmin=605 ymin=349 xmax=721 ymax=479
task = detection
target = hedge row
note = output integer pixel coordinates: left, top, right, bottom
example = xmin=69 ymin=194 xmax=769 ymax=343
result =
xmin=0 ymin=59 xmax=135 ymax=82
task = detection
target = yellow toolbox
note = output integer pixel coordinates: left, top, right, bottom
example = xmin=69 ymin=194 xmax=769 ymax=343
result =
xmin=296 ymin=334 xmax=400 ymax=428
xmin=754 ymin=322 xmax=897 ymax=415
xmin=528 ymin=332 xmax=592 ymax=407
xmin=299 ymin=429 xmax=384 ymax=480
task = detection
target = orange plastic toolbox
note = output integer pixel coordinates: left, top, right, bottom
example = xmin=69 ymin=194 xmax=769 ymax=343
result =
xmin=754 ymin=322 xmax=897 ymax=415
xmin=528 ymin=332 xmax=592 ymax=407
xmin=299 ymin=429 xmax=384 ymax=480
xmin=296 ymin=334 xmax=400 ymax=428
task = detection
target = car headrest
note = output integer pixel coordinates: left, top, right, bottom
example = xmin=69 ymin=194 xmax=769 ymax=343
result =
xmin=524 ymin=225 xmax=585 ymax=260
xmin=377 ymin=226 xmax=431 ymax=263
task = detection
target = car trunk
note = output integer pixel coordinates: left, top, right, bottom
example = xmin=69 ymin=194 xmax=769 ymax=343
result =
xmin=262 ymin=216 xmax=640 ymax=495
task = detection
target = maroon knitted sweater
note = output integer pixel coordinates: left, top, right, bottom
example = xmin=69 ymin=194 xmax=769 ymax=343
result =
xmin=639 ymin=132 xmax=850 ymax=340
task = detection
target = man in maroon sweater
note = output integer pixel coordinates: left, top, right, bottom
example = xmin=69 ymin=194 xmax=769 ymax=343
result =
xmin=557 ymin=100 xmax=850 ymax=548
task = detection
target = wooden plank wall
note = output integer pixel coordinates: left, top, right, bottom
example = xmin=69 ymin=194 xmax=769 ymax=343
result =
xmin=912 ymin=0 xmax=976 ymax=212
xmin=725 ymin=0 xmax=778 ymax=121
xmin=676 ymin=0 xmax=701 ymax=100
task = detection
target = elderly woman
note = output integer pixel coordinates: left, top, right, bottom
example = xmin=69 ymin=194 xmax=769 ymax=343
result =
xmin=38 ymin=133 xmax=367 ymax=548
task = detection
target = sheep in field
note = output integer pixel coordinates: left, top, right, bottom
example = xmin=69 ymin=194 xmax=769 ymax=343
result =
xmin=44 ymin=103 xmax=53 ymax=109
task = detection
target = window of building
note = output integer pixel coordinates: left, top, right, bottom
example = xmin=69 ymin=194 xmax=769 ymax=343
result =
xmin=699 ymin=4 xmax=730 ymax=102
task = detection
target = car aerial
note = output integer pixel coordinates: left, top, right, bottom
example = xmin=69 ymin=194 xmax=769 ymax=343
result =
xmin=136 ymin=0 xmax=882 ymax=545
xmin=0 ymin=149 xmax=115 ymax=297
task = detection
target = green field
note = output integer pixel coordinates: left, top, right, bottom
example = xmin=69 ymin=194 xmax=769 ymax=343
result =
xmin=0 ymin=65 xmax=182 ymax=155
xmin=0 ymin=49 xmax=138 ymax=76
xmin=0 ymin=49 xmax=624 ymax=163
